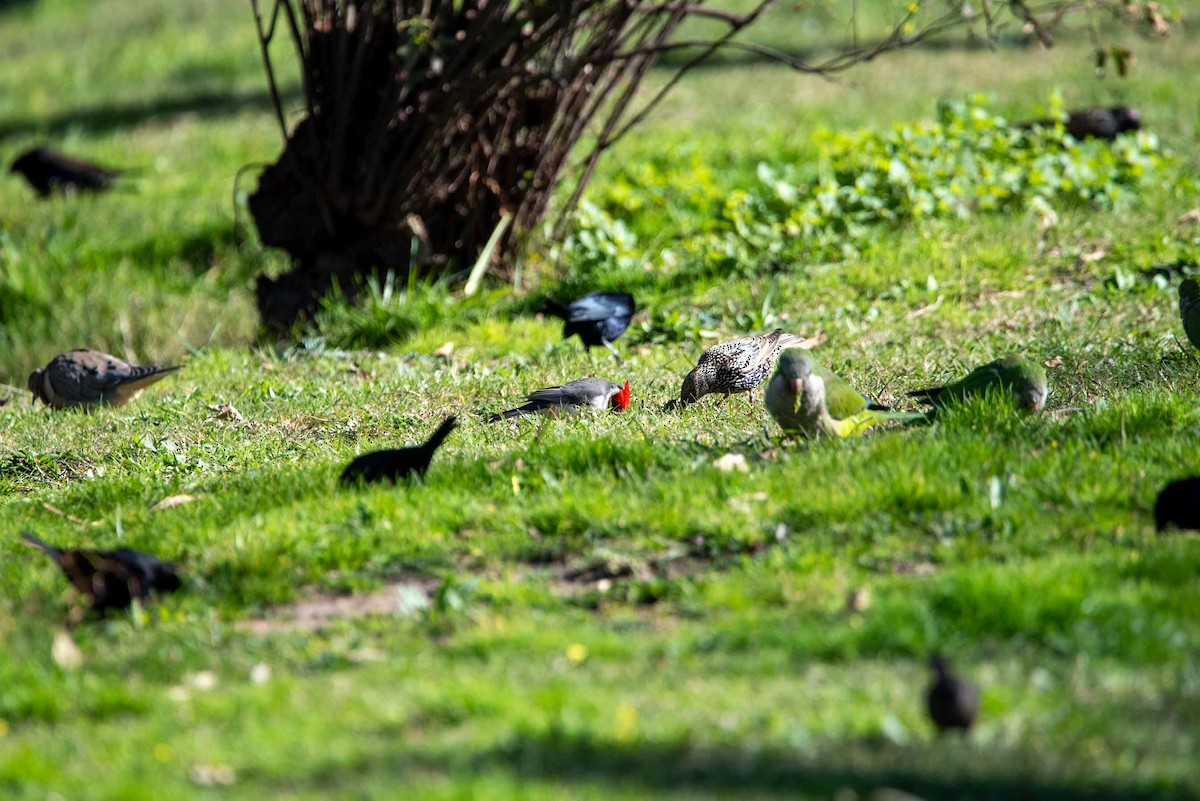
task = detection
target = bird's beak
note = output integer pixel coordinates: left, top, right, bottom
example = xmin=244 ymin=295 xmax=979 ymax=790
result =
xmin=792 ymin=379 xmax=803 ymax=394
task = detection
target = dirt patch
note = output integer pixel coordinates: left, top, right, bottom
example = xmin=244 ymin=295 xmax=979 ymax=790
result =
xmin=238 ymin=576 xmax=440 ymax=634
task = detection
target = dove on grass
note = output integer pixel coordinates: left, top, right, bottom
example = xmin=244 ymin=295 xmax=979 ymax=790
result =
xmin=28 ymin=349 xmax=182 ymax=410
xmin=908 ymin=353 xmax=1047 ymax=413
xmin=764 ymin=349 xmax=923 ymax=438
xmin=21 ymin=532 xmax=182 ymax=617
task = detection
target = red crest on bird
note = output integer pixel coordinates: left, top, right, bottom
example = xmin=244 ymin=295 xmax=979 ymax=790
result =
xmin=612 ymin=380 xmax=631 ymax=411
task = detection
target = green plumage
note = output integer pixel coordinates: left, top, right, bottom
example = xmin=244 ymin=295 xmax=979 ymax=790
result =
xmin=765 ymin=350 xmax=924 ymax=438
xmin=908 ymin=353 xmax=1047 ymax=412
xmin=1180 ymin=278 xmax=1200 ymax=352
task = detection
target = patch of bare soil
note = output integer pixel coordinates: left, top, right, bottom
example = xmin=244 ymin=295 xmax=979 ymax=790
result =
xmin=238 ymin=576 xmax=440 ymax=634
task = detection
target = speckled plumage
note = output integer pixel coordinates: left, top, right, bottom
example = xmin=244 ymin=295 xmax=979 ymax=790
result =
xmin=28 ymin=349 xmax=181 ymax=410
xmin=680 ymin=329 xmax=805 ymax=405
xmin=1180 ymin=278 xmax=1200 ymax=352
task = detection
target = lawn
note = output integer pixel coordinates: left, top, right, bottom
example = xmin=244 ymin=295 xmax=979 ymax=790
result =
xmin=2 ymin=1 xmax=1200 ymax=799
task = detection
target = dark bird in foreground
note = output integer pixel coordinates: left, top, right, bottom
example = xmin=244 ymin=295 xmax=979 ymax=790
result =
xmin=488 ymin=378 xmax=630 ymax=422
xmin=29 ymin=349 xmax=182 ymax=410
xmin=679 ymin=328 xmax=811 ymax=406
xmin=1179 ymin=278 xmax=1200 ymax=352
xmin=542 ymin=291 xmax=636 ymax=363
xmin=1154 ymin=477 xmax=1200 ymax=532
xmin=1018 ymin=106 xmax=1141 ymax=141
xmin=9 ymin=146 xmax=125 ymax=198
xmin=21 ymin=532 xmax=182 ymax=615
xmin=926 ymin=655 xmax=979 ymax=735
xmin=340 ymin=415 xmax=458 ymax=485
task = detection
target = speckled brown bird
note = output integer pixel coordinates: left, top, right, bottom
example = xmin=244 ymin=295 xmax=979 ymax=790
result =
xmin=926 ymin=656 xmax=979 ymax=735
xmin=9 ymin=146 xmax=125 ymax=198
xmin=28 ymin=349 xmax=181 ymax=410
xmin=21 ymin=532 xmax=182 ymax=616
xmin=680 ymin=329 xmax=808 ymax=405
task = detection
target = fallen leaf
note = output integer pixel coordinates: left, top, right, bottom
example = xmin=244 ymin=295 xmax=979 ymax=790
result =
xmin=1178 ymin=209 xmax=1200 ymax=225
xmin=205 ymin=403 xmax=244 ymax=422
xmin=51 ymin=629 xmax=83 ymax=670
xmin=250 ymin=663 xmax=271 ymax=685
xmin=190 ymin=764 xmax=236 ymax=787
xmin=713 ymin=453 xmax=749 ymax=473
xmin=41 ymin=502 xmax=102 ymax=527
xmin=151 ymin=494 xmax=199 ymax=511
xmin=346 ymin=363 xmax=376 ymax=380
xmin=432 ymin=341 xmax=455 ymax=358
xmin=1042 ymin=355 xmax=1064 ymax=368
xmin=845 ymin=587 xmax=871 ymax=614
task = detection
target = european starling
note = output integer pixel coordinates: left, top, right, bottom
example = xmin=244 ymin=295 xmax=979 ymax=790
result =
xmin=1154 ymin=477 xmax=1200 ymax=532
xmin=488 ymin=378 xmax=630 ymax=422
xmin=926 ymin=655 xmax=979 ymax=734
xmin=28 ymin=349 xmax=181 ymax=410
xmin=680 ymin=328 xmax=807 ymax=405
xmin=22 ymin=532 xmax=182 ymax=615
xmin=908 ymin=353 xmax=1047 ymax=413
xmin=340 ymin=415 xmax=458 ymax=485
xmin=542 ymin=291 xmax=636 ymax=363
xmin=9 ymin=146 xmax=124 ymax=198
xmin=1179 ymin=278 xmax=1200 ymax=352
xmin=764 ymin=349 xmax=924 ymax=437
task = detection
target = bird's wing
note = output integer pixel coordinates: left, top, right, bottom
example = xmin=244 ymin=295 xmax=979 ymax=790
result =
xmin=568 ymin=292 xmax=634 ymax=322
xmin=814 ymin=364 xmax=868 ymax=419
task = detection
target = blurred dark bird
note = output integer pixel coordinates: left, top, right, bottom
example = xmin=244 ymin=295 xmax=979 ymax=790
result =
xmin=9 ymin=146 xmax=125 ymax=198
xmin=1018 ymin=106 xmax=1141 ymax=141
xmin=1179 ymin=278 xmax=1200 ymax=352
xmin=542 ymin=291 xmax=636 ymax=363
xmin=1154 ymin=477 xmax=1200 ymax=532
xmin=488 ymin=377 xmax=630 ymax=422
xmin=340 ymin=415 xmax=457 ymax=485
xmin=21 ymin=532 xmax=182 ymax=616
xmin=29 ymin=349 xmax=181 ymax=410
xmin=926 ymin=655 xmax=979 ymax=735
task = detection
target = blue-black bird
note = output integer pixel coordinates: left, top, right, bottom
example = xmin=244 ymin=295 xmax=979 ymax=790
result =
xmin=926 ymin=655 xmax=979 ymax=735
xmin=9 ymin=146 xmax=125 ymax=198
xmin=21 ymin=532 xmax=182 ymax=615
xmin=542 ymin=291 xmax=635 ymax=363
xmin=1154 ymin=477 xmax=1200 ymax=532
xmin=340 ymin=416 xmax=457 ymax=485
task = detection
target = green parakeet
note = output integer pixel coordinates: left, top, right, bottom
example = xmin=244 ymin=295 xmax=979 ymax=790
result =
xmin=764 ymin=349 xmax=924 ymax=438
xmin=908 ymin=353 xmax=1047 ymax=412
xmin=1180 ymin=278 xmax=1200 ymax=351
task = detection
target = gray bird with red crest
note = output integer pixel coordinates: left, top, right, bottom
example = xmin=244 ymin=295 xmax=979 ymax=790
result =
xmin=488 ymin=378 xmax=630 ymax=422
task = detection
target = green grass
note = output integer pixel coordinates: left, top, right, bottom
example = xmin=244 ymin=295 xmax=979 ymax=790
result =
xmin=3 ymin=0 xmax=1200 ymax=798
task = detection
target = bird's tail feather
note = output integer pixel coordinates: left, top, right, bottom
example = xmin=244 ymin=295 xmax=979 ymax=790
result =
xmin=421 ymin=416 xmax=459 ymax=453
xmin=487 ymin=403 xmax=542 ymax=422
xmin=122 ymin=364 xmax=183 ymax=390
xmin=907 ymin=386 xmax=945 ymax=403
xmin=20 ymin=531 xmax=61 ymax=557
xmin=540 ymin=300 xmax=570 ymax=321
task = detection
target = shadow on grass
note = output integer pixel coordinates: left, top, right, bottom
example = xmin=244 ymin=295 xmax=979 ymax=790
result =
xmin=0 ymin=86 xmax=301 ymax=142
xmin=236 ymin=728 xmax=1200 ymax=799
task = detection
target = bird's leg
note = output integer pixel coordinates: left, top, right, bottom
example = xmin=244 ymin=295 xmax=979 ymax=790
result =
xmin=603 ymin=338 xmax=624 ymax=365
